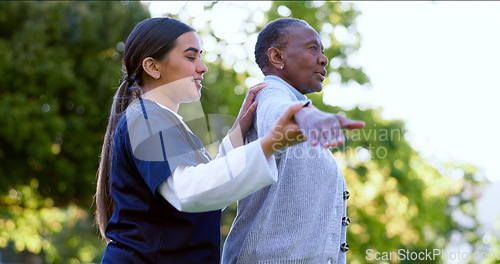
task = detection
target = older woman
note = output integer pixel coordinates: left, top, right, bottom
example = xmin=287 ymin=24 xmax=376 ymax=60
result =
xmin=222 ymin=18 xmax=365 ymax=264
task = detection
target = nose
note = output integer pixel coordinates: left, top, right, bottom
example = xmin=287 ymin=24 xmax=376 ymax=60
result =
xmin=319 ymin=53 xmax=328 ymax=67
xmin=198 ymin=59 xmax=208 ymax=74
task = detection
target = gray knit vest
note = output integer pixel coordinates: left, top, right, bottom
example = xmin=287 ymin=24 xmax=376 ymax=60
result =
xmin=222 ymin=76 xmax=349 ymax=264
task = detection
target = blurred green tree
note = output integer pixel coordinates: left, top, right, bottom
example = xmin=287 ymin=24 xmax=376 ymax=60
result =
xmin=0 ymin=1 xmax=148 ymax=263
xmin=0 ymin=1 xmax=487 ymax=263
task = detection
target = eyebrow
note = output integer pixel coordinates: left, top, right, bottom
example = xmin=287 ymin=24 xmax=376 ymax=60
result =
xmin=184 ymin=47 xmax=202 ymax=54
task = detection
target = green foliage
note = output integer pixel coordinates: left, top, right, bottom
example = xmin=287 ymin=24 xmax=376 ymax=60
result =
xmin=0 ymin=0 xmax=148 ymax=207
xmin=0 ymin=1 xmax=488 ymax=263
xmin=0 ymin=1 xmax=148 ymax=262
xmin=0 ymin=179 xmax=105 ymax=263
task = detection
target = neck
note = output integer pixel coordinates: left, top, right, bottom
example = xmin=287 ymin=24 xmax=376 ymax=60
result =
xmin=263 ymin=70 xmax=291 ymax=86
xmin=263 ymin=71 xmax=308 ymax=95
xmin=141 ymin=83 xmax=179 ymax=113
xmin=263 ymin=68 xmax=280 ymax=78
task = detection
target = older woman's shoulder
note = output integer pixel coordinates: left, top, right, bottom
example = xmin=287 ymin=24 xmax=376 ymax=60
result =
xmin=257 ymin=80 xmax=296 ymax=101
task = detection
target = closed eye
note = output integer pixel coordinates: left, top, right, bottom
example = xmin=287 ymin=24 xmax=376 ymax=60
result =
xmin=184 ymin=47 xmax=202 ymax=61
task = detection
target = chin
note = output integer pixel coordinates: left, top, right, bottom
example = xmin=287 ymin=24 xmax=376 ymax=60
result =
xmin=188 ymin=86 xmax=202 ymax=101
xmin=192 ymin=91 xmax=202 ymax=102
xmin=313 ymin=87 xmax=323 ymax=93
xmin=314 ymin=82 xmax=324 ymax=92
xmin=179 ymin=93 xmax=201 ymax=104
xmin=185 ymin=95 xmax=201 ymax=103
xmin=306 ymin=85 xmax=323 ymax=94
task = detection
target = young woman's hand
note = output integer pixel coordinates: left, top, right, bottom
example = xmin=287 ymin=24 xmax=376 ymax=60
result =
xmin=260 ymin=103 xmax=305 ymax=158
xmin=229 ymin=83 xmax=267 ymax=147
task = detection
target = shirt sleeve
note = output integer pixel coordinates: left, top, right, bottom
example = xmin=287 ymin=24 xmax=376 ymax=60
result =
xmin=158 ymin=136 xmax=278 ymax=212
xmin=215 ymin=132 xmax=235 ymax=159
xmin=254 ymin=84 xmax=298 ymax=138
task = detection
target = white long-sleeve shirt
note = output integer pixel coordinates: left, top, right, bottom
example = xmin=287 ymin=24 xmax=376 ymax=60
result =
xmin=155 ymin=103 xmax=278 ymax=213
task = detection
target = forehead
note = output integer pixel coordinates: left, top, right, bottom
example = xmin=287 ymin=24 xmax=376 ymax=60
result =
xmin=174 ymin=31 xmax=201 ymax=51
xmin=284 ymin=25 xmax=321 ymax=47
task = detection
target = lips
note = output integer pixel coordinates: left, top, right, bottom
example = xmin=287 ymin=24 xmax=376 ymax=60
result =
xmin=193 ymin=78 xmax=203 ymax=88
xmin=315 ymin=69 xmax=326 ymax=81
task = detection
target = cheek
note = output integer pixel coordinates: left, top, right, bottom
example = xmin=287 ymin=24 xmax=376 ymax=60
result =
xmin=295 ymin=64 xmax=314 ymax=80
xmin=294 ymin=55 xmax=316 ymax=71
xmin=170 ymin=61 xmax=196 ymax=79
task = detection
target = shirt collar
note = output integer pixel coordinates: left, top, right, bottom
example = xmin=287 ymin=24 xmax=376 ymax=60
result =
xmin=153 ymin=100 xmax=184 ymax=121
xmin=264 ymin=75 xmax=308 ymax=101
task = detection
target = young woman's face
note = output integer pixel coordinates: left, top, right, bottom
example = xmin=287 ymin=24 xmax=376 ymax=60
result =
xmin=159 ymin=31 xmax=208 ymax=102
xmin=280 ymin=25 xmax=328 ymax=94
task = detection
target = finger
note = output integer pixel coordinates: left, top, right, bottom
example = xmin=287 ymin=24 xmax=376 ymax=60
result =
xmin=327 ymin=135 xmax=337 ymax=148
xmin=336 ymin=130 xmax=345 ymax=145
xmin=338 ymin=116 xmax=365 ymax=129
xmin=319 ymin=129 xmax=329 ymax=148
xmin=325 ymin=126 xmax=336 ymax=148
xmin=307 ymin=128 xmax=319 ymax=146
xmin=325 ymin=120 xmax=339 ymax=147
xmin=318 ymin=126 xmax=332 ymax=148
xmin=241 ymin=101 xmax=258 ymax=120
xmin=247 ymin=82 xmax=267 ymax=92
xmin=241 ymin=83 xmax=266 ymax=112
xmin=239 ymin=97 xmax=254 ymax=116
xmin=246 ymin=83 xmax=267 ymax=100
xmin=331 ymin=120 xmax=343 ymax=147
xmin=344 ymin=120 xmax=365 ymax=129
xmin=334 ymin=119 xmax=345 ymax=144
xmin=311 ymin=135 xmax=319 ymax=146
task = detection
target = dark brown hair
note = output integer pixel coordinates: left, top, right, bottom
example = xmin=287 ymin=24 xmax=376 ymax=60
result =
xmin=94 ymin=17 xmax=194 ymax=242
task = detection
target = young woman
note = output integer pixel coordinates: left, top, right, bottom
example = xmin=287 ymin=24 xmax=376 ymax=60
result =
xmin=94 ymin=17 xmax=307 ymax=263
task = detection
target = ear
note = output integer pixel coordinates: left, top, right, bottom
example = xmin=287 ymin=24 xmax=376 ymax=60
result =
xmin=267 ymin=47 xmax=284 ymax=70
xmin=142 ymin=57 xmax=161 ymax=79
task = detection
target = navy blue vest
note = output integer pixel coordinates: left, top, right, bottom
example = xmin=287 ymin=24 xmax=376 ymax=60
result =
xmin=102 ymin=99 xmax=220 ymax=263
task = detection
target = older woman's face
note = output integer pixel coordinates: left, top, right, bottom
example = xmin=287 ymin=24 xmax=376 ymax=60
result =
xmin=281 ymin=25 xmax=328 ymax=94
